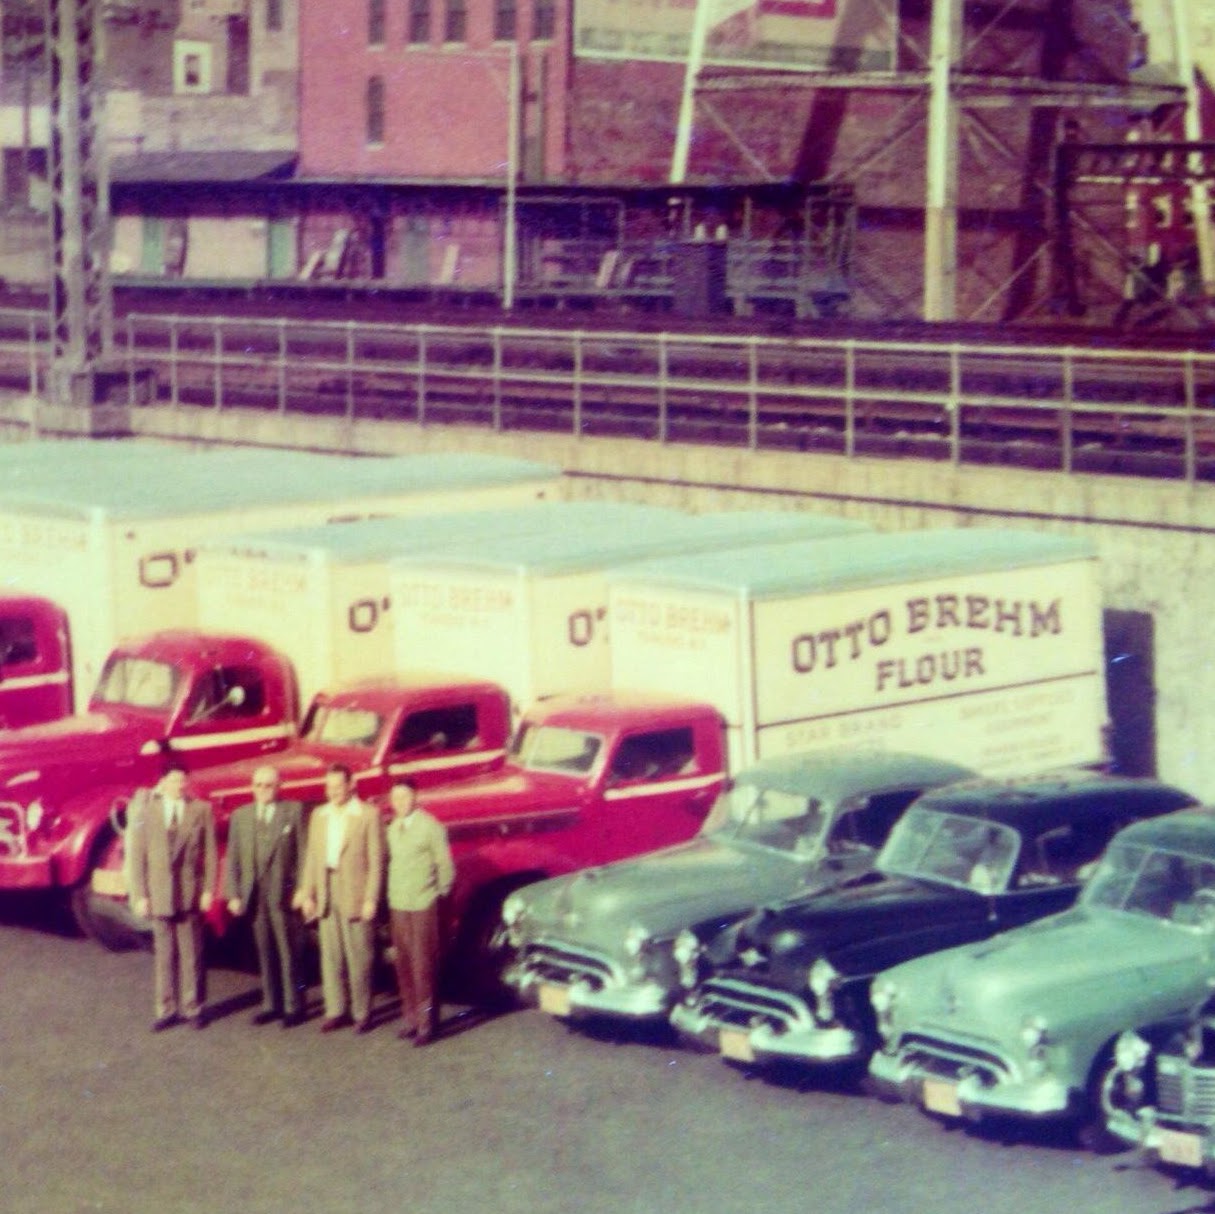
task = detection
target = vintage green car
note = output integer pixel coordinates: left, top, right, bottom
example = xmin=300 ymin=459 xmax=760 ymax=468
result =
xmin=868 ymin=807 xmax=1215 ymax=1147
xmin=500 ymin=749 xmax=973 ymax=1024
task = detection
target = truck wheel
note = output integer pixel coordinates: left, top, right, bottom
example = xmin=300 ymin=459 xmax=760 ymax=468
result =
xmin=454 ymin=889 xmax=521 ymax=1008
xmin=69 ymin=827 xmax=150 ymax=952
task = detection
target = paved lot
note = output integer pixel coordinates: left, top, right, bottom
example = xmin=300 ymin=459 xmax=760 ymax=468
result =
xmin=0 ymin=892 xmax=1207 ymax=1214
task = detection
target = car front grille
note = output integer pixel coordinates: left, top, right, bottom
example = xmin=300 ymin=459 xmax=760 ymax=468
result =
xmin=691 ymin=978 xmax=806 ymax=1033
xmin=1156 ymin=1058 xmax=1215 ymax=1120
xmin=897 ymin=1032 xmax=1014 ymax=1087
xmin=523 ymin=942 xmax=614 ymax=992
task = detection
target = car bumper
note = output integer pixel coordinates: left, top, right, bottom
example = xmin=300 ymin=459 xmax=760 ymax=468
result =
xmin=868 ymin=1049 xmax=1081 ymax=1122
xmin=669 ymin=998 xmax=866 ymax=1066
xmin=1131 ymin=1115 xmax=1215 ymax=1172
xmin=0 ymin=852 xmax=55 ymax=889
xmin=506 ymin=957 xmax=672 ymax=1023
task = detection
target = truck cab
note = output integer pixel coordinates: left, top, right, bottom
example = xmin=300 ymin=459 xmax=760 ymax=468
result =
xmin=0 ymin=595 xmax=72 ymax=729
xmin=0 ymin=630 xmax=298 ymax=936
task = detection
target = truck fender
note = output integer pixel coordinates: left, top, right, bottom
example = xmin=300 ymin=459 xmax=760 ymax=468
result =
xmin=52 ymin=785 xmax=138 ymax=890
xmin=449 ymin=838 xmax=581 ymax=926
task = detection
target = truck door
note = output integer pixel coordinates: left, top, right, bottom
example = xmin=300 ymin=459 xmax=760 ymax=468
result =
xmin=600 ymin=726 xmax=718 ymax=861
xmin=169 ymin=662 xmax=291 ymax=768
xmin=382 ymin=700 xmax=507 ymax=790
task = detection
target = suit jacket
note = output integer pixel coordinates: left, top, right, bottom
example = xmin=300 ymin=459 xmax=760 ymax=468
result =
xmin=223 ymin=798 xmax=304 ymax=913
xmin=297 ymin=797 xmax=384 ymax=921
xmin=127 ymin=787 xmax=217 ymax=918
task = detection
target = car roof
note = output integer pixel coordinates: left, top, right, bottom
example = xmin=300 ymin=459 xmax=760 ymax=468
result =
xmin=910 ymin=769 xmax=1197 ymax=834
xmin=734 ymin=749 xmax=975 ymax=801
xmin=1109 ymin=807 xmax=1215 ymax=857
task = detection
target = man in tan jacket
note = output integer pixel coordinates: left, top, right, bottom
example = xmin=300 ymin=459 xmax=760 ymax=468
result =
xmin=127 ymin=762 xmax=217 ymax=1031
xmin=295 ymin=764 xmax=384 ymax=1033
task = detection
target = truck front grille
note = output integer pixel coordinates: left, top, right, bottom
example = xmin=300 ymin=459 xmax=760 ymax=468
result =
xmin=897 ymin=1032 xmax=1014 ymax=1087
xmin=691 ymin=977 xmax=806 ymax=1033
xmin=1156 ymin=1058 xmax=1215 ymax=1120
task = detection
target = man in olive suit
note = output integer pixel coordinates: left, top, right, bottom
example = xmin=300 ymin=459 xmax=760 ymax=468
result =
xmin=127 ymin=762 xmax=217 ymax=1031
xmin=224 ymin=764 xmax=306 ymax=1028
xmin=294 ymin=763 xmax=384 ymax=1033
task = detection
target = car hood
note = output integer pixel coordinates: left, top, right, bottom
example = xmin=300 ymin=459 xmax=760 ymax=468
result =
xmin=888 ymin=907 xmax=1215 ymax=1040
xmin=519 ymin=835 xmax=846 ymax=945
xmin=713 ymin=875 xmax=973 ymax=988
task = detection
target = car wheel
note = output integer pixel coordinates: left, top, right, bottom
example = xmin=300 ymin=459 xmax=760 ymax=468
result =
xmin=452 ymin=884 xmax=526 ymax=1008
xmin=1076 ymin=1047 xmax=1132 ymax=1154
xmin=69 ymin=825 xmax=150 ymax=952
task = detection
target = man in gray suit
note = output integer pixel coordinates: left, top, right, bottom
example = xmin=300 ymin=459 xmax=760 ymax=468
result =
xmin=224 ymin=764 xmax=306 ymax=1028
xmin=127 ymin=762 xmax=217 ymax=1031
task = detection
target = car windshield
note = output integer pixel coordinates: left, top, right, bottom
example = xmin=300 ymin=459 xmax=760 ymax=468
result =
xmin=705 ymin=782 xmax=826 ymax=855
xmin=878 ymin=806 xmax=1019 ymax=893
xmin=302 ymin=704 xmax=383 ymax=748
xmin=511 ymin=724 xmax=602 ymax=774
xmin=1083 ymin=842 xmax=1215 ymax=928
xmin=93 ymin=656 xmax=179 ymax=711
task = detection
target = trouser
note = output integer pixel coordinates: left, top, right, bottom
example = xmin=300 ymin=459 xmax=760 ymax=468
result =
xmin=150 ymin=913 xmax=205 ymax=1020
xmin=389 ymin=904 xmax=442 ymax=1037
xmin=251 ymin=897 xmax=302 ymax=1016
xmin=317 ymin=906 xmax=375 ymax=1023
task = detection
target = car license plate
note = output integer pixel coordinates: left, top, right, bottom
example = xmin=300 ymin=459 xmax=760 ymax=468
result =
xmin=922 ymin=1078 xmax=962 ymax=1118
xmin=90 ymin=867 xmax=127 ymax=897
xmin=1158 ymin=1127 xmax=1204 ymax=1168
xmin=538 ymin=984 xmax=572 ymax=1017
xmin=720 ymin=1029 xmax=755 ymax=1063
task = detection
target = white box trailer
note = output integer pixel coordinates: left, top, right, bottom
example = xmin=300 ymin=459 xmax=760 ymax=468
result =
xmin=390 ymin=510 xmax=868 ymax=715
xmin=607 ymin=528 xmax=1105 ymax=777
xmin=0 ymin=444 xmax=561 ymax=706
xmin=194 ymin=502 xmax=685 ymax=710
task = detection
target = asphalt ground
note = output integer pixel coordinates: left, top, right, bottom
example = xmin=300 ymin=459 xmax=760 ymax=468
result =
xmin=0 ymin=892 xmax=1207 ymax=1214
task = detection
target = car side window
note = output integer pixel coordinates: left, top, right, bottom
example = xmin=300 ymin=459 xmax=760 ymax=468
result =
xmin=832 ymin=790 xmax=926 ymax=853
xmin=183 ymin=664 xmax=265 ymax=726
xmin=608 ymin=727 xmax=696 ymax=785
xmin=1019 ymin=819 xmax=1123 ymax=887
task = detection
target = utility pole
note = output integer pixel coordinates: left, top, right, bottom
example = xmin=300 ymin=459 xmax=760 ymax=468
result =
xmin=45 ymin=0 xmax=118 ymax=423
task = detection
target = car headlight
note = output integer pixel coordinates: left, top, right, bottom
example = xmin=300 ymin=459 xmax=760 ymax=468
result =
xmin=1020 ymin=1015 xmax=1050 ymax=1051
xmin=871 ymin=978 xmax=898 ymax=1038
xmin=1185 ymin=1021 xmax=1206 ymax=1062
xmin=501 ymin=891 xmax=528 ymax=928
xmin=808 ymin=957 xmax=840 ymax=1021
xmin=673 ymin=929 xmax=701 ymax=967
xmin=1114 ymin=1030 xmax=1151 ymax=1074
xmin=624 ymin=924 xmax=651 ymax=957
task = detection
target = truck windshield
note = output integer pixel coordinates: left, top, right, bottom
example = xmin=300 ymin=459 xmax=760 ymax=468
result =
xmin=1083 ymin=842 xmax=1215 ymax=928
xmin=512 ymin=724 xmax=602 ymax=774
xmin=706 ymin=783 xmax=825 ymax=855
xmin=302 ymin=704 xmax=383 ymax=748
xmin=93 ymin=656 xmax=179 ymax=711
xmin=878 ymin=807 xmax=1019 ymax=893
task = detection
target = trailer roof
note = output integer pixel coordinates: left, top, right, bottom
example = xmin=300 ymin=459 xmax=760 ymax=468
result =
xmin=606 ymin=528 xmax=1096 ymax=597
xmin=386 ymin=510 xmax=864 ymax=575
xmin=0 ymin=443 xmax=560 ymax=519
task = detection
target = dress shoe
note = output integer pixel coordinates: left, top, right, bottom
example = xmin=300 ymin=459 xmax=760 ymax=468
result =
xmin=280 ymin=1011 xmax=305 ymax=1030
xmin=190 ymin=1013 xmax=207 ymax=1030
xmin=413 ymin=1031 xmax=433 ymax=1048
xmin=319 ymin=1015 xmax=350 ymax=1034
xmin=397 ymin=1025 xmax=417 ymax=1041
xmin=252 ymin=1009 xmax=281 ymax=1026
xmin=151 ymin=1014 xmax=180 ymax=1032
xmin=354 ymin=1019 xmax=374 ymax=1035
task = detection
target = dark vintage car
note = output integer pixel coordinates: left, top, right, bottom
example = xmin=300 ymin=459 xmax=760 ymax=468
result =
xmin=669 ymin=771 xmax=1196 ymax=1078
xmin=869 ymin=809 xmax=1215 ymax=1150
xmin=500 ymin=750 xmax=975 ymax=1025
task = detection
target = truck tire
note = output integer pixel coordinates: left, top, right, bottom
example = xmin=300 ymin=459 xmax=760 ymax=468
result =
xmin=69 ymin=826 xmax=150 ymax=952
xmin=453 ymin=886 xmax=524 ymax=1007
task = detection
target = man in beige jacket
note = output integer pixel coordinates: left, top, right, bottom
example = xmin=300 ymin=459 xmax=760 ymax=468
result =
xmin=295 ymin=764 xmax=384 ymax=1032
xmin=127 ymin=762 xmax=217 ymax=1031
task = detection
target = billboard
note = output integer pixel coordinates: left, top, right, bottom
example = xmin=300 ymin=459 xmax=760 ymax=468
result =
xmin=574 ymin=0 xmax=898 ymax=73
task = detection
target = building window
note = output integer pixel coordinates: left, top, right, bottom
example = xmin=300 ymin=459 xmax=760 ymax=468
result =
xmin=444 ymin=0 xmax=466 ymax=43
xmin=266 ymin=0 xmax=283 ymax=32
xmin=407 ymin=0 xmax=430 ymax=43
xmin=533 ymin=0 xmax=555 ymax=40
xmin=173 ymin=40 xmax=213 ymax=94
xmin=369 ymin=0 xmax=387 ymax=44
xmin=366 ymin=75 xmax=386 ymax=144
xmin=493 ymin=0 xmax=515 ymax=40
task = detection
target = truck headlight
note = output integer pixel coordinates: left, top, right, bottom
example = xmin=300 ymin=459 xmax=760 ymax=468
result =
xmin=24 ymin=800 xmax=44 ymax=832
xmin=624 ymin=924 xmax=651 ymax=957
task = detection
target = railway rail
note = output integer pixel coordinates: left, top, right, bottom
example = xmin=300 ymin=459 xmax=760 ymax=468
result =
xmin=0 ymin=302 xmax=1213 ymax=483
